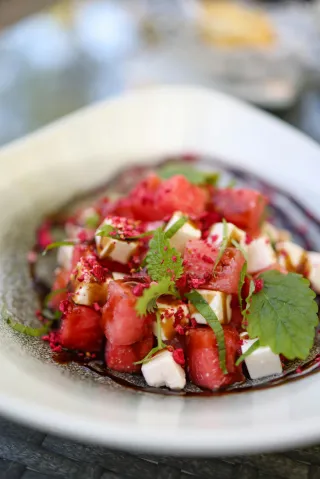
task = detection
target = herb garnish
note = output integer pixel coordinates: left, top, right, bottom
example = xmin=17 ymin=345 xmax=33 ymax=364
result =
xmin=96 ymin=224 xmax=155 ymax=241
xmin=134 ymin=311 xmax=167 ymax=365
xmin=247 ymin=270 xmax=319 ymax=360
xmin=165 ymin=215 xmax=188 ymax=239
xmin=186 ymin=290 xmax=227 ymax=374
xmin=135 ymin=278 xmax=179 ymax=316
xmin=145 ymin=228 xmax=183 ymax=282
xmin=6 ymin=317 xmax=52 ymax=337
xmin=85 ymin=213 xmax=100 ymax=229
xmin=235 ymin=339 xmax=261 ymax=366
xmin=42 ymin=240 xmax=76 ymax=255
xmin=212 ymin=219 xmax=229 ymax=273
xmin=158 ymin=162 xmax=220 ymax=186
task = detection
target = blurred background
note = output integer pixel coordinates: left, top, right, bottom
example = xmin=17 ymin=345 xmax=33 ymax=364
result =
xmin=1 ymin=0 xmax=320 ymax=146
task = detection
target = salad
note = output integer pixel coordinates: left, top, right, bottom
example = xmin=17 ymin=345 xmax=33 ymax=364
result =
xmin=10 ymin=162 xmax=320 ymax=392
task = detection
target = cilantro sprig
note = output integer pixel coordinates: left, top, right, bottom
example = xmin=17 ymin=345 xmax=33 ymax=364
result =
xmin=247 ymin=270 xmax=319 ymax=360
xmin=145 ymin=228 xmax=183 ymax=281
xmin=158 ymin=162 xmax=220 ymax=186
xmin=186 ymin=290 xmax=227 ymax=374
xmin=135 ymin=278 xmax=179 ymax=316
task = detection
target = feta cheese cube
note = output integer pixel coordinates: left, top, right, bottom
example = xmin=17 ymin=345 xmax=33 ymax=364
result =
xmin=72 ymin=259 xmax=110 ymax=306
xmin=164 ymin=211 xmax=201 ymax=254
xmin=307 ymin=252 xmax=320 ymax=293
xmin=57 ymin=245 xmax=74 ymax=271
xmin=208 ymin=222 xmax=246 ymax=247
xmin=112 ymin=272 xmax=125 ymax=280
xmin=153 ymin=299 xmax=189 ymax=340
xmin=240 ymin=336 xmax=282 ymax=380
xmin=95 ymin=219 xmax=139 ymax=264
xmin=275 ymin=241 xmax=308 ymax=273
xmin=141 ymin=350 xmax=186 ymax=390
xmin=261 ymin=222 xmax=291 ymax=243
xmin=188 ymin=290 xmax=231 ymax=325
xmin=247 ymin=236 xmax=276 ymax=274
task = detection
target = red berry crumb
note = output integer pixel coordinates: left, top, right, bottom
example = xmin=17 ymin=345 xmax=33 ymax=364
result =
xmin=254 ymin=278 xmax=264 ymax=293
xmin=132 ymin=283 xmax=147 ymax=297
xmin=172 ymin=348 xmax=185 ymax=366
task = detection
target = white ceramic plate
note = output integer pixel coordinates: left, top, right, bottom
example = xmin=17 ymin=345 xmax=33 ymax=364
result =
xmin=0 ymin=86 xmax=320 ymax=455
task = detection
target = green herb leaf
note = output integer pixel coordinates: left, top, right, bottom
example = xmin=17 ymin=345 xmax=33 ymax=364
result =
xmin=243 ymin=279 xmax=255 ymax=318
xmin=135 ymin=277 xmax=179 ymax=316
xmin=186 ymin=290 xmax=227 ymax=374
xmin=213 ymin=218 xmax=229 ymax=273
xmin=226 ymin=178 xmax=237 ymax=188
xmin=134 ymin=311 xmax=166 ymax=364
xmin=165 ymin=216 xmax=188 ymax=239
xmin=235 ymin=339 xmax=260 ymax=366
xmin=238 ymin=262 xmax=247 ymax=312
xmin=158 ymin=162 xmax=220 ymax=186
xmin=146 ymin=228 xmax=183 ymax=281
xmin=247 ymin=270 xmax=319 ymax=360
xmin=6 ymin=318 xmax=52 ymax=337
xmin=42 ymin=240 xmax=76 ymax=255
xmin=97 ymin=224 xmax=155 ymax=241
xmin=43 ymin=288 xmax=67 ymax=308
xmin=85 ymin=213 xmax=100 ymax=229
xmin=231 ymin=239 xmax=248 ymax=311
xmin=96 ymin=224 xmax=120 ymax=239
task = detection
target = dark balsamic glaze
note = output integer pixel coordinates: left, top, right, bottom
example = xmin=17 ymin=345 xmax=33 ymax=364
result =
xmin=29 ymin=157 xmax=320 ymax=396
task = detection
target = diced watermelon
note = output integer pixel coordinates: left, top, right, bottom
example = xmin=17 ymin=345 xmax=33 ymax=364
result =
xmin=71 ymin=245 xmax=96 ymax=271
xmin=128 ymin=174 xmax=208 ymax=221
xmin=213 ymin=188 xmax=267 ymax=236
xmin=105 ymin=334 xmax=154 ymax=373
xmin=129 ymin=174 xmax=163 ymax=221
xmin=102 ymin=281 xmax=153 ymax=345
xmin=155 ymin=175 xmax=208 ymax=218
xmin=60 ymin=304 xmax=103 ymax=352
xmin=186 ymin=326 xmax=244 ymax=390
xmin=183 ymin=239 xmax=245 ymax=294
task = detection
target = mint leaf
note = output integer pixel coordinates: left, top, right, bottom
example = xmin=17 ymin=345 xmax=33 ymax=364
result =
xmin=235 ymin=339 xmax=260 ymax=366
xmin=135 ymin=277 xmax=179 ymax=316
xmin=134 ymin=311 xmax=166 ymax=364
xmin=6 ymin=318 xmax=52 ymax=337
xmin=238 ymin=262 xmax=247 ymax=312
xmin=186 ymin=290 xmax=227 ymax=374
xmin=247 ymin=271 xmax=319 ymax=360
xmin=165 ymin=216 xmax=188 ymax=239
xmin=158 ymin=163 xmax=220 ymax=186
xmin=97 ymin=224 xmax=155 ymax=241
xmin=213 ymin=218 xmax=228 ymax=273
xmin=42 ymin=240 xmax=76 ymax=255
xmin=243 ymin=279 xmax=255 ymax=318
xmin=85 ymin=213 xmax=100 ymax=229
xmin=43 ymin=288 xmax=67 ymax=308
xmin=146 ymin=228 xmax=183 ymax=281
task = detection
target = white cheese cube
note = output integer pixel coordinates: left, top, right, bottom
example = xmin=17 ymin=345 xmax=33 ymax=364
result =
xmin=247 ymin=236 xmax=276 ymax=274
xmin=153 ymin=299 xmax=189 ymax=340
xmin=241 ymin=337 xmax=282 ymax=380
xmin=164 ymin=211 xmax=201 ymax=254
xmin=208 ymin=222 xmax=246 ymax=247
xmin=188 ymin=290 xmax=231 ymax=325
xmin=275 ymin=241 xmax=308 ymax=273
xmin=57 ymin=245 xmax=74 ymax=271
xmin=261 ymin=222 xmax=291 ymax=243
xmin=141 ymin=350 xmax=186 ymax=390
xmin=112 ymin=272 xmax=125 ymax=280
xmin=307 ymin=252 xmax=320 ymax=293
xmin=95 ymin=219 xmax=138 ymax=264
xmin=72 ymin=259 xmax=110 ymax=306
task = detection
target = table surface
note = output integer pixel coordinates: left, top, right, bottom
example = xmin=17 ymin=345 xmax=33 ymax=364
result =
xmin=1 ymin=2 xmax=320 ymax=478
